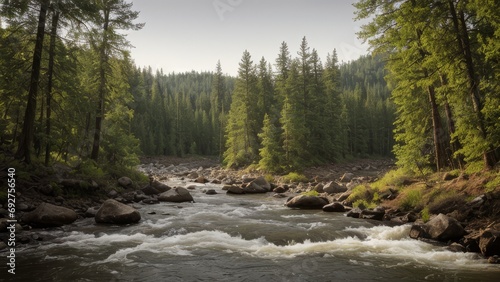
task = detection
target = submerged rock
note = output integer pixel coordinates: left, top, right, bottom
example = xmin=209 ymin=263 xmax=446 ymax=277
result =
xmin=95 ymin=199 xmax=141 ymax=224
xmin=22 ymin=203 xmax=78 ymax=227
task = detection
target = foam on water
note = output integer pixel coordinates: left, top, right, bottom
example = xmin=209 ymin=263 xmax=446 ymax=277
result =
xmin=44 ymin=225 xmax=495 ymax=270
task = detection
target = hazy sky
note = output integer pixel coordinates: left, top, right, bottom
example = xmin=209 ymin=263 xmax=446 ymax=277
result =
xmin=126 ymin=0 xmax=368 ymax=76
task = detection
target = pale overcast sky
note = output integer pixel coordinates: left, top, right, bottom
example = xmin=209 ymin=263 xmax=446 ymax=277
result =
xmin=126 ymin=0 xmax=368 ymax=76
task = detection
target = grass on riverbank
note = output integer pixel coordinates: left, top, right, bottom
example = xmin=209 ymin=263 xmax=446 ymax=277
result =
xmin=348 ymin=167 xmax=500 ymax=218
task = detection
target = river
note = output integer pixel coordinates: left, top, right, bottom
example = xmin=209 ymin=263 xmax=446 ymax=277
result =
xmin=14 ymin=180 xmax=500 ymax=281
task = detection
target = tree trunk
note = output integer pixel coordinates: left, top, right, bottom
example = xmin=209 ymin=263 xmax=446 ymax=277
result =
xmin=427 ymin=85 xmax=447 ymax=171
xmin=440 ymin=74 xmax=464 ymax=169
xmin=45 ymin=9 xmax=60 ymax=166
xmin=90 ymin=8 xmax=110 ymax=161
xmin=15 ymin=0 xmax=50 ymax=164
xmin=448 ymin=0 xmax=496 ymax=168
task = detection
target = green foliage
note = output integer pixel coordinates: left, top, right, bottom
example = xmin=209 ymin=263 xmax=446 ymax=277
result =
xmin=400 ymin=189 xmax=423 ymax=211
xmin=282 ymin=172 xmax=309 ymax=183
xmin=263 ymin=173 xmax=275 ymax=184
xmin=347 ymin=184 xmax=372 ymax=203
xmin=485 ymin=174 xmax=500 ymax=193
xmin=353 ymin=199 xmax=377 ymax=209
xmin=301 ymin=190 xmax=319 ymax=197
xmin=421 ymin=207 xmax=431 ymax=223
xmin=355 ymin=0 xmax=499 ymax=172
xmin=75 ymin=160 xmax=106 ymax=180
xmin=371 ymin=169 xmax=410 ymax=190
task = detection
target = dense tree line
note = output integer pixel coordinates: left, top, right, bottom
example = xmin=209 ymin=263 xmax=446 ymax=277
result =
xmin=129 ymin=67 xmax=235 ymax=158
xmin=223 ymin=38 xmax=394 ymax=172
xmin=1 ymin=0 xmax=143 ymax=168
xmin=355 ymin=0 xmax=500 ymax=173
xmin=0 ymin=1 xmax=394 ymax=173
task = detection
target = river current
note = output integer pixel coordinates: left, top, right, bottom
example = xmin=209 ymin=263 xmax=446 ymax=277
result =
xmin=13 ymin=180 xmax=500 ymax=281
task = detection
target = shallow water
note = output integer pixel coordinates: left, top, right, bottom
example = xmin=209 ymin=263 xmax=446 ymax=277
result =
xmin=12 ymin=181 xmax=500 ymax=281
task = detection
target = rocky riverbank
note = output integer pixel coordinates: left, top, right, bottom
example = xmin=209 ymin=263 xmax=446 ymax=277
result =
xmin=1 ymin=156 xmax=499 ymax=264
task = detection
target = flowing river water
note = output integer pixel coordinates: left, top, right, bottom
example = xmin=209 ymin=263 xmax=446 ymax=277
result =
xmin=14 ymin=180 xmax=500 ymax=281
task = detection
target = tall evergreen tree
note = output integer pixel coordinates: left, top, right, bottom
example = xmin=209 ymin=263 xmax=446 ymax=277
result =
xmin=224 ymin=50 xmax=259 ymax=167
xmin=89 ymin=0 xmax=143 ymax=161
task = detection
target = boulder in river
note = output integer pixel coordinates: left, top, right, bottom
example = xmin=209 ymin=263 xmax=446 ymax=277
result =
xmin=152 ymin=181 xmax=171 ymax=193
xmin=226 ymin=185 xmax=245 ymax=194
xmin=360 ymin=208 xmax=385 ymax=221
xmin=285 ymin=195 xmax=329 ymax=209
xmin=479 ymin=229 xmax=500 ymax=257
xmin=409 ymin=213 xmax=464 ymax=242
xmin=158 ymin=187 xmax=194 ymax=203
xmin=250 ymin=176 xmax=272 ymax=191
xmin=322 ymin=202 xmax=345 ymax=212
xmin=243 ymin=182 xmax=268 ymax=193
xmin=22 ymin=203 xmax=78 ymax=227
xmin=95 ymin=199 xmax=141 ymax=224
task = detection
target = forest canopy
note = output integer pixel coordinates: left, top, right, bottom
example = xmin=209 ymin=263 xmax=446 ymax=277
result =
xmin=1 ymin=0 xmax=497 ymax=176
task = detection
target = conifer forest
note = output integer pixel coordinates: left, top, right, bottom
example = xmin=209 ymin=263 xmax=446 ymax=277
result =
xmin=1 ymin=0 xmax=499 ymax=175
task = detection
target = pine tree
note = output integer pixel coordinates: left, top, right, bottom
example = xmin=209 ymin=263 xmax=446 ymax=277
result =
xmin=224 ymin=50 xmax=259 ymax=167
xmin=89 ymin=0 xmax=143 ymax=161
xmin=280 ymin=60 xmax=308 ymax=171
xmin=258 ymin=114 xmax=282 ymax=172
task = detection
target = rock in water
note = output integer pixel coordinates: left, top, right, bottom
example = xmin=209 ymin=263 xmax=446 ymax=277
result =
xmin=479 ymin=229 xmax=500 ymax=257
xmin=158 ymin=187 xmax=194 ymax=203
xmin=243 ymin=182 xmax=267 ymax=193
xmin=322 ymin=202 xmax=345 ymax=212
xmin=226 ymin=185 xmax=245 ymax=194
xmin=22 ymin=203 xmax=78 ymax=227
xmin=426 ymin=213 xmax=464 ymax=241
xmin=250 ymin=176 xmax=272 ymax=191
xmin=95 ymin=199 xmax=141 ymax=224
xmin=360 ymin=208 xmax=385 ymax=221
xmin=285 ymin=195 xmax=329 ymax=209
xmin=410 ymin=213 xmax=464 ymax=241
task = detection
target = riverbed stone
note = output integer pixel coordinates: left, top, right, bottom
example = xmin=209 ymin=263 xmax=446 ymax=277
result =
xmin=285 ymin=195 xmax=329 ymax=209
xmin=410 ymin=213 xmax=465 ymax=241
xmin=142 ymin=185 xmax=160 ymax=195
xmin=345 ymin=208 xmax=362 ymax=218
xmin=426 ymin=213 xmax=465 ymax=241
xmin=226 ymin=185 xmax=245 ymax=194
xmin=479 ymin=229 xmax=500 ymax=257
xmin=360 ymin=208 xmax=385 ymax=221
xmin=152 ymin=181 xmax=171 ymax=193
xmin=250 ymin=176 xmax=272 ymax=191
xmin=243 ymin=182 xmax=267 ymax=193
xmin=158 ymin=187 xmax=194 ymax=203
xmin=322 ymin=202 xmax=345 ymax=212
xmin=95 ymin=199 xmax=141 ymax=224
xmin=340 ymin=172 xmax=354 ymax=183
xmin=323 ymin=181 xmax=347 ymax=194
xmin=117 ymin=177 xmax=133 ymax=188
xmin=22 ymin=203 xmax=78 ymax=227
xmin=85 ymin=206 xmax=100 ymax=218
